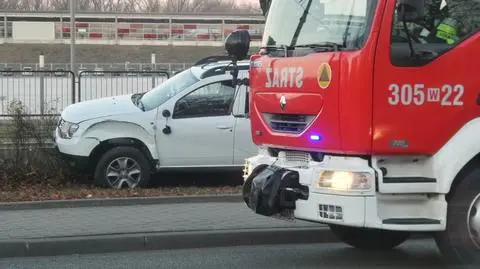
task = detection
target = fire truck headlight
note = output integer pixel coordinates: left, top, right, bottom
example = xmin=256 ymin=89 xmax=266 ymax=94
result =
xmin=316 ymin=171 xmax=373 ymax=191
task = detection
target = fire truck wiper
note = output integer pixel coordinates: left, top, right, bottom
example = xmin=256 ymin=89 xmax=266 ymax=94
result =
xmin=259 ymin=45 xmax=289 ymax=56
xmin=293 ymin=42 xmax=343 ymax=52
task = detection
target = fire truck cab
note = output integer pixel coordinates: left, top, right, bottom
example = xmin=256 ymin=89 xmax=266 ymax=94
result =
xmin=225 ymin=0 xmax=480 ymax=265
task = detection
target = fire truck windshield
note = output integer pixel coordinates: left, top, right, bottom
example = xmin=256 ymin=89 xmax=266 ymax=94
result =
xmin=262 ymin=0 xmax=378 ymax=51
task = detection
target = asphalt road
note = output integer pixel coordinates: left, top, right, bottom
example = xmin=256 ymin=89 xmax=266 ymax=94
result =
xmin=1 ymin=239 xmax=475 ymax=269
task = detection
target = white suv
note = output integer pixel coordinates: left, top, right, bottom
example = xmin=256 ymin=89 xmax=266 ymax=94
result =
xmin=54 ymin=59 xmax=256 ymax=189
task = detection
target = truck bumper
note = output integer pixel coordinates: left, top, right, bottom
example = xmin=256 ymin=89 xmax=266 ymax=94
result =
xmin=243 ymin=154 xmax=375 ymax=224
xmin=243 ymin=153 xmax=446 ymax=231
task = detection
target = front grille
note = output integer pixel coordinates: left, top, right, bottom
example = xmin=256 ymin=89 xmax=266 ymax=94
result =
xmin=263 ymin=113 xmax=315 ymax=134
xmin=319 ymin=204 xmax=343 ymax=220
xmin=278 ymin=151 xmax=311 ymax=167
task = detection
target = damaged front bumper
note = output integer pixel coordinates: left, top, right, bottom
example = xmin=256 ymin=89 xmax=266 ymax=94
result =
xmin=242 ymin=153 xmax=377 ymax=225
xmin=243 ymin=164 xmax=309 ymax=220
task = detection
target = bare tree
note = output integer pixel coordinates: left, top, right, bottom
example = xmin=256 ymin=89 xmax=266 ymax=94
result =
xmin=161 ymin=0 xmax=242 ymax=13
xmin=191 ymin=0 xmax=236 ymax=12
xmin=48 ymin=0 xmax=68 ymax=11
xmin=122 ymin=0 xmax=138 ymax=12
xmin=162 ymin=0 xmax=189 ymax=13
xmin=17 ymin=0 xmax=48 ymax=11
xmin=0 ymin=0 xmax=261 ymax=13
xmin=137 ymin=0 xmax=161 ymax=12
xmin=0 ymin=0 xmax=21 ymax=10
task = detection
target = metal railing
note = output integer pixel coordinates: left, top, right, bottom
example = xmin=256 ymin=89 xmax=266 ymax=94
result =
xmin=0 ymin=62 xmax=193 ymax=74
xmin=78 ymin=70 xmax=169 ymax=102
xmin=0 ymin=70 xmax=170 ymax=116
xmin=0 ymin=70 xmax=75 ymax=116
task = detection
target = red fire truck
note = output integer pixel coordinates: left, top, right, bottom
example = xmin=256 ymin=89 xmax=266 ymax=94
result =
xmin=225 ymin=0 xmax=480 ymax=265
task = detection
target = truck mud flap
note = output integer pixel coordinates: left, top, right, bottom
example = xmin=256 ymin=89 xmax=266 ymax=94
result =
xmin=243 ymin=165 xmax=308 ymax=217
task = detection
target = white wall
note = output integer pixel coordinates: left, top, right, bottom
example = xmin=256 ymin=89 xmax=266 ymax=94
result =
xmin=12 ymin=22 xmax=55 ymax=41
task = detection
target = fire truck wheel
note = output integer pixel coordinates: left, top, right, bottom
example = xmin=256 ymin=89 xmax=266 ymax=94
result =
xmin=329 ymin=225 xmax=411 ymax=250
xmin=434 ymin=167 xmax=480 ymax=265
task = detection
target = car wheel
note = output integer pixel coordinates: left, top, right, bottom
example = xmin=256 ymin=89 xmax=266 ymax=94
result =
xmin=94 ymin=146 xmax=151 ymax=189
xmin=329 ymin=224 xmax=411 ymax=250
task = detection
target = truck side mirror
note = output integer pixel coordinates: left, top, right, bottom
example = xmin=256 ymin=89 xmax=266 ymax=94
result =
xmin=225 ymin=30 xmax=251 ymax=61
xmin=259 ymin=0 xmax=272 ymax=17
xmin=397 ymin=0 xmax=425 ymax=22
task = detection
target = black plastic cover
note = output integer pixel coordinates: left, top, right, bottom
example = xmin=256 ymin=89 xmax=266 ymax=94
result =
xmin=248 ymin=165 xmax=303 ymax=217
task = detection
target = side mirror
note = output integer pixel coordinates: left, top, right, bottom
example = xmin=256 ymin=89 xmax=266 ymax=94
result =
xmin=259 ymin=0 xmax=272 ymax=17
xmin=162 ymin=109 xmax=171 ymax=118
xmin=225 ymin=30 xmax=251 ymax=61
xmin=397 ymin=0 xmax=425 ymax=22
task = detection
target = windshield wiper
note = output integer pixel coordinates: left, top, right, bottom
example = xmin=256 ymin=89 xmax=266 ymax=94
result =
xmin=259 ymin=44 xmax=289 ymax=56
xmin=290 ymin=0 xmax=314 ymax=47
xmin=293 ymin=42 xmax=343 ymax=52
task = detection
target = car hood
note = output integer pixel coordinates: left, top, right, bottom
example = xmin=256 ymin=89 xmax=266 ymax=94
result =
xmin=61 ymin=94 xmax=143 ymax=123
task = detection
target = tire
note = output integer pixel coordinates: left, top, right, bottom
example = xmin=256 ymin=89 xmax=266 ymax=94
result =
xmin=329 ymin=224 xmax=411 ymax=250
xmin=434 ymin=167 xmax=480 ymax=265
xmin=94 ymin=146 xmax=151 ymax=189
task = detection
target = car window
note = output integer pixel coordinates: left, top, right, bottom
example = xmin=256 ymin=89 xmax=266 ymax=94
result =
xmin=139 ymin=69 xmax=199 ymax=111
xmin=173 ymin=80 xmax=235 ymax=119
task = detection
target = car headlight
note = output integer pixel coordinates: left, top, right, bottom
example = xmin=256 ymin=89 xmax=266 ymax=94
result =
xmin=58 ymin=118 xmax=79 ymax=139
xmin=315 ymin=171 xmax=373 ymax=192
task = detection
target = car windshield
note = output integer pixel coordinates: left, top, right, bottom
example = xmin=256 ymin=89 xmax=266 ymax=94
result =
xmin=138 ymin=69 xmax=199 ymax=111
xmin=262 ymin=0 xmax=378 ymax=50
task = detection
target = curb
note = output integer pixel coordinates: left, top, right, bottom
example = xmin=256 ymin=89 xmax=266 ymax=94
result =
xmin=0 ymin=194 xmax=243 ymax=211
xmin=0 ymin=228 xmax=433 ymax=258
xmin=0 ymin=227 xmax=335 ymax=258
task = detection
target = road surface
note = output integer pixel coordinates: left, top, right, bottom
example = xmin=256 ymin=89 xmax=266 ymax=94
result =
xmin=0 ymin=202 xmax=317 ymax=241
xmin=1 ymin=240 xmax=469 ymax=269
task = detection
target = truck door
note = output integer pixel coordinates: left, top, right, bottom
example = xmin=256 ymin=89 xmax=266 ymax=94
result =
xmin=372 ymin=0 xmax=480 ymax=191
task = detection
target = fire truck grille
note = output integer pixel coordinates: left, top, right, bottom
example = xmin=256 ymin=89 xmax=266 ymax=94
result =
xmin=263 ymin=113 xmax=315 ymax=134
xmin=319 ymin=204 xmax=343 ymax=220
xmin=278 ymin=151 xmax=311 ymax=167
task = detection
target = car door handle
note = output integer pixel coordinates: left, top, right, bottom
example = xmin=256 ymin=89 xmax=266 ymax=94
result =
xmin=216 ymin=125 xmax=233 ymax=130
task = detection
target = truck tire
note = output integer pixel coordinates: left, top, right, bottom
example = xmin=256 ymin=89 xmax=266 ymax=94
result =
xmin=94 ymin=146 xmax=151 ymax=189
xmin=434 ymin=168 xmax=480 ymax=265
xmin=329 ymin=225 xmax=410 ymax=250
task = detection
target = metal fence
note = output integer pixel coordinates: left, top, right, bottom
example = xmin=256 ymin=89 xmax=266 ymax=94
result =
xmin=0 ymin=70 xmax=75 ymax=116
xmin=78 ymin=70 xmax=169 ymax=102
xmin=0 ymin=70 xmax=170 ymax=116
xmin=0 ymin=62 xmax=192 ymax=75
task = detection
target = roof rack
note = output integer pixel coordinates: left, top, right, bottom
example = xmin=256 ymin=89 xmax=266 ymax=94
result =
xmin=194 ymin=55 xmax=233 ymax=66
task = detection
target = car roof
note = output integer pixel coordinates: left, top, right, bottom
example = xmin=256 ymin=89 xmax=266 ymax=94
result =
xmin=190 ymin=58 xmax=250 ymax=80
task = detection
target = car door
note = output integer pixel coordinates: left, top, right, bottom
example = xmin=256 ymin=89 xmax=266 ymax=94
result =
xmin=232 ymin=83 xmax=258 ymax=166
xmin=155 ymin=78 xmax=236 ymax=167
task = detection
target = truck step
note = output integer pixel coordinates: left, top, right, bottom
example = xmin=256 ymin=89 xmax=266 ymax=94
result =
xmin=379 ymin=177 xmax=438 ymax=193
xmin=382 ymin=177 xmax=437 ymax=183
xmin=382 ymin=218 xmax=441 ymax=225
